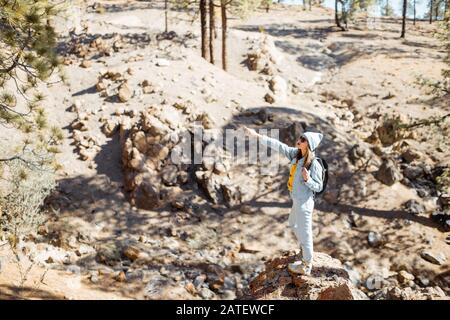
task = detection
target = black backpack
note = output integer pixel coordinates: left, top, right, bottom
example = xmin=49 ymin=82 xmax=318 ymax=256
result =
xmin=313 ymin=157 xmax=328 ymax=196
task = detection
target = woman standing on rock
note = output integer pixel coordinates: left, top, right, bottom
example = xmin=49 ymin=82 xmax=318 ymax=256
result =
xmin=243 ymin=126 xmax=324 ymax=276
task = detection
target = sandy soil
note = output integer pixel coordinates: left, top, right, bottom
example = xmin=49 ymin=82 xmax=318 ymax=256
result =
xmin=0 ymin=0 xmax=448 ymax=299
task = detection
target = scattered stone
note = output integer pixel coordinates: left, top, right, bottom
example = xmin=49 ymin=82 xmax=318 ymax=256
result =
xmin=96 ymin=242 xmax=121 ymax=266
xmin=75 ymin=244 xmax=95 ymax=256
xmin=199 ymin=287 xmax=215 ymax=299
xmin=80 ymin=60 xmax=92 ymax=68
xmin=71 ymin=120 xmax=88 ymax=131
xmin=239 ymin=205 xmax=254 ymax=214
xmin=401 ymin=148 xmax=422 ymax=163
xmin=365 ymin=274 xmax=385 ymax=291
xmin=438 ymin=194 xmax=450 ymax=209
xmin=376 ymin=158 xmax=403 ymax=186
xmin=222 ymin=290 xmax=237 ymax=300
xmin=102 ymin=119 xmax=118 ymax=137
xmin=194 ymin=274 xmax=207 ymax=288
xmin=403 ymin=165 xmax=424 ymax=180
xmin=161 ymin=165 xmax=178 ymax=186
xmin=398 ymin=270 xmax=415 ymax=284
xmin=123 ymin=242 xmax=149 ymax=261
xmin=403 ymin=199 xmax=425 ymax=215
xmin=264 ymin=93 xmax=275 ymax=104
xmin=348 ymin=144 xmax=373 ymax=166
xmin=185 ymin=282 xmax=197 ymax=295
xmin=268 ymin=75 xmax=287 ymax=101
xmin=118 ymin=82 xmax=132 ymax=102
xmin=115 ymin=271 xmax=127 ymax=282
xmin=367 ymin=231 xmax=384 ymax=247
xmin=420 ymin=250 xmax=447 ymax=265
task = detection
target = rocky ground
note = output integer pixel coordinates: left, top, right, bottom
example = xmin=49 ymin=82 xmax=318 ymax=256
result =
xmin=0 ymin=1 xmax=449 ymax=299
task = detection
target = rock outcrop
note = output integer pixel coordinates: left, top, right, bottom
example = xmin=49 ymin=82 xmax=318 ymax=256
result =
xmin=241 ymin=252 xmax=368 ymax=300
xmin=120 ymin=104 xmax=260 ymax=210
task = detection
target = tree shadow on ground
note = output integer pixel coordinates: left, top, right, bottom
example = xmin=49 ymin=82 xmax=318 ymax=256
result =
xmin=234 ymin=23 xmax=335 ymax=41
xmin=233 ymin=22 xmax=431 ymax=71
xmin=329 ymin=203 xmax=442 ymax=230
xmin=0 ymin=285 xmax=63 ymax=300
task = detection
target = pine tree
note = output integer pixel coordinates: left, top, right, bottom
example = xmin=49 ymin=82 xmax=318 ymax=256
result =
xmin=0 ymin=0 xmax=63 ymax=167
xmin=378 ymin=0 xmax=395 ymax=16
xmin=0 ymin=0 xmax=63 ymax=242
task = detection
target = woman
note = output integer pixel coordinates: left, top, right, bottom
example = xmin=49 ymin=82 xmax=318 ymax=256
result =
xmin=244 ymin=126 xmax=324 ymax=276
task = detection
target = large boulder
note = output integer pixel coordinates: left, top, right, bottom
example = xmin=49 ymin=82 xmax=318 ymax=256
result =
xmin=242 ymin=252 xmax=368 ymax=300
xmin=121 ymin=106 xmax=187 ymax=209
xmin=121 ymin=104 xmax=247 ymax=210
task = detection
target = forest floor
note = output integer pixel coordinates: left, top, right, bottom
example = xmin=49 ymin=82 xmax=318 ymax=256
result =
xmin=0 ymin=1 xmax=448 ymax=299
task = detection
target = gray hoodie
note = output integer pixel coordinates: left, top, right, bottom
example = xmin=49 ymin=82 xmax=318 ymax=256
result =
xmin=260 ymin=131 xmax=324 ymax=208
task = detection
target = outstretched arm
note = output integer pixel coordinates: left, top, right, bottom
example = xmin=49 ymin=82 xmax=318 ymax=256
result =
xmin=244 ymin=126 xmax=297 ymax=161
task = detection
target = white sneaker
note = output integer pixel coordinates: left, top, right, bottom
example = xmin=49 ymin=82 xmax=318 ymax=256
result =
xmin=299 ymin=262 xmax=312 ymax=276
xmin=288 ymin=260 xmax=304 ymax=274
xmin=288 ymin=260 xmax=312 ymax=276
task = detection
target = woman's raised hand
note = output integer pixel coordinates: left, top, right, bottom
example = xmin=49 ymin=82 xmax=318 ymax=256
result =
xmin=243 ymin=126 xmax=259 ymax=138
xmin=301 ymin=167 xmax=310 ymax=182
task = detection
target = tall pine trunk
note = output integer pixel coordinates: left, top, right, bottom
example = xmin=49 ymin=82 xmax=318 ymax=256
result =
xmin=221 ymin=0 xmax=227 ymax=71
xmin=335 ymin=0 xmax=340 ymax=27
xmin=401 ymin=0 xmax=407 ymax=38
xmin=165 ymin=0 xmax=168 ymax=33
xmin=335 ymin=0 xmax=345 ymax=31
xmin=200 ymin=0 xmax=208 ymax=59
xmin=414 ymin=0 xmax=416 ymax=25
xmin=430 ymin=0 xmax=433 ymax=23
xmin=209 ymin=0 xmax=215 ymax=64
xmin=435 ymin=0 xmax=440 ymax=20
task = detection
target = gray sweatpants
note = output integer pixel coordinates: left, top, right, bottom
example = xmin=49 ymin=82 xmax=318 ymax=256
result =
xmin=289 ymin=199 xmax=314 ymax=263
